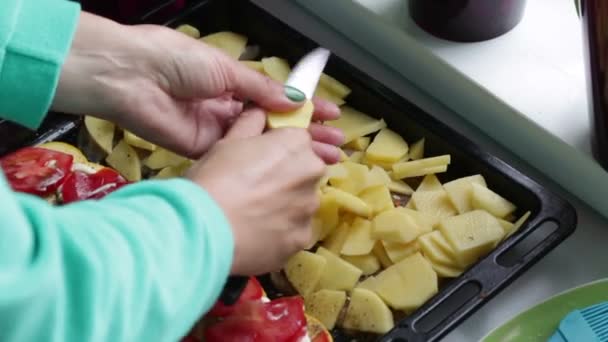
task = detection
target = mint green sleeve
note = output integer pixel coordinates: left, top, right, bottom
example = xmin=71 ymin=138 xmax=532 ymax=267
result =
xmin=0 ymin=1 xmax=235 ymax=341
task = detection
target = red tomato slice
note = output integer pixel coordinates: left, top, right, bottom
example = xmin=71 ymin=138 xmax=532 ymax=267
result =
xmin=0 ymin=147 xmax=73 ymax=196
xmin=61 ymin=168 xmax=129 ymax=203
xmin=204 ymin=296 xmax=307 ymax=342
xmin=208 ymin=277 xmax=265 ymax=317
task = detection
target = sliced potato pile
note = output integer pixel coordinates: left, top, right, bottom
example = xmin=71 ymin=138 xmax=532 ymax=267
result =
xmin=83 ymin=26 xmax=532 ymax=336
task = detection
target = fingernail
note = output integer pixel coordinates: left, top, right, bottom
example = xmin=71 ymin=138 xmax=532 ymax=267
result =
xmin=284 ymin=85 xmax=306 ymax=102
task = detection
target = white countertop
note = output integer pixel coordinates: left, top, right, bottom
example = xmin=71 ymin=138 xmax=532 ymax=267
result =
xmin=351 ymin=0 xmax=608 ymax=341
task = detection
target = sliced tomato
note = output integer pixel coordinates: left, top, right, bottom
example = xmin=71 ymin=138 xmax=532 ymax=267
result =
xmin=0 ymin=147 xmax=73 ymax=196
xmin=61 ymin=168 xmax=129 ymax=203
xmin=208 ymin=277 xmax=265 ymax=317
xmin=204 ymin=296 xmax=307 ymax=342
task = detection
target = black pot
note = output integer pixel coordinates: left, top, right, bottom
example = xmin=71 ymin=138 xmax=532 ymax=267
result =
xmin=409 ymin=0 xmax=528 ymax=42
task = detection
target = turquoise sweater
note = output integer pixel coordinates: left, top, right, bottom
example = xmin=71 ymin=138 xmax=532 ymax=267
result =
xmin=0 ymin=1 xmax=234 ymax=341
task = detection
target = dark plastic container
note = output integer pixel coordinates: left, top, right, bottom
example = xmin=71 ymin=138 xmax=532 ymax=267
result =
xmin=0 ymin=1 xmax=576 ymax=341
xmin=580 ymin=0 xmax=608 ymax=170
xmin=409 ymin=0 xmax=528 ymax=42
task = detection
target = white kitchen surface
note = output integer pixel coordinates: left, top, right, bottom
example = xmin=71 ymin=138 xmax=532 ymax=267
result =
xmin=255 ymin=0 xmax=608 ymax=341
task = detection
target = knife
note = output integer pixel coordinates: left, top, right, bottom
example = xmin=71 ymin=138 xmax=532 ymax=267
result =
xmin=267 ymin=47 xmax=332 ymax=128
xmin=218 ymin=47 xmax=331 ymax=306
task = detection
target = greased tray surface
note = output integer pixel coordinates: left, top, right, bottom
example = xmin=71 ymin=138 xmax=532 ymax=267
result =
xmin=0 ymin=1 xmax=577 ymax=341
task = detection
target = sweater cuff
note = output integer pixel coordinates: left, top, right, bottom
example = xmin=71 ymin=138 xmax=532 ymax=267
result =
xmin=0 ymin=0 xmax=80 ymax=130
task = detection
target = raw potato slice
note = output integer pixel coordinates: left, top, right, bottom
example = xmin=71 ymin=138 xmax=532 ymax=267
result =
xmin=364 ymin=165 xmax=392 ymax=190
xmin=261 ymin=56 xmax=290 ymax=82
xmin=361 ymin=155 xmax=399 ymax=170
xmin=430 ymin=261 xmax=464 ymax=278
xmin=374 ymin=253 xmax=438 ymax=311
xmin=305 ymin=290 xmax=347 ymax=330
xmin=38 ymin=142 xmax=88 ymax=163
xmin=399 ymin=207 xmax=435 ymax=233
xmin=200 ymin=31 xmax=247 ymax=59
xmin=154 ymin=161 xmax=192 ymax=179
xmin=498 ymin=218 xmax=515 ymax=235
xmin=439 ymin=210 xmax=505 ymax=266
xmin=326 ymin=163 xmax=348 ymax=182
xmin=84 ymin=116 xmax=115 ymax=154
xmin=341 ymin=217 xmax=375 ymax=256
xmin=175 ymin=24 xmax=200 ymax=38
xmin=319 ymin=73 xmax=351 ymax=99
xmin=322 ymin=222 xmax=350 ymax=255
xmin=409 ymin=138 xmax=425 ymax=160
xmin=471 ymin=183 xmax=517 ymax=219
xmin=341 ymin=288 xmax=394 ymax=334
xmin=325 ymin=187 xmax=371 ymax=218
xmin=382 ymin=240 xmax=420 ymax=263
xmin=106 ymin=140 xmax=141 ymax=181
xmin=505 ymin=211 xmax=531 ymax=239
xmin=343 ymin=254 xmax=381 ymax=276
xmin=331 ymin=161 xmax=368 ymax=195
xmin=241 ymin=60 xmax=264 ymax=72
xmin=392 ymin=155 xmax=451 ymax=179
xmin=267 ymin=99 xmax=314 ymax=129
xmin=358 ymin=185 xmax=394 ymax=215
xmin=144 ymin=148 xmax=188 ymax=170
xmin=365 ymin=128 xmax=409 ymax=163
xmin=345 ymin=137 xmax=371 ymax=151
xmin=411 ymin=191 xmax=458 ymax=222
xmin=314 ymin=85 xmax=346 ymax=106
xmin=429 ymin=231 xmax=458 ymax=260
xmin=325 ymin=106 xmax=386 ymax=144
xmin=417 ymin=231 xmax=458 ymax=267
xmin=316 ymin=247 xmax=363 ymax=291
xmin=339 ymin=148 xmax=349 ymax=161
xmin=285 ymin=251 xmax=327 ymax=297
xmin=416 ymin=174 xmax=444 ymax=192
xmin=372 ymin=241 xmax=393 ymax=268
xmin=349 ymin=151 xmax=364 ymax=163
xmin=316 ymin=194 xmax=340 ymax=240
xmin=124 ymin=131 xmax=157 ymax=151
xmin=443 ymin=175 xmax=487 ymax=214
xmin=372 ymin=208 xmax=420 ymax=243
xmin=388 ymin=179 xmax=414 ymax=195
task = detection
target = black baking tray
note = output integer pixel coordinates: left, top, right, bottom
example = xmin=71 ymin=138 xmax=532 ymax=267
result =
xmin=0 ymin=0 xmax=577 ymax=341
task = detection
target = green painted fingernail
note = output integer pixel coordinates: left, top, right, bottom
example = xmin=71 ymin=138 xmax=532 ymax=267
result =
xmin=284 ymin=86 xmax=306 ymax=102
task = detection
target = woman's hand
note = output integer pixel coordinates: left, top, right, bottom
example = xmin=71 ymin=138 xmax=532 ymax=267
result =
xmin=52 ymin=12 xmax=343 ymax=163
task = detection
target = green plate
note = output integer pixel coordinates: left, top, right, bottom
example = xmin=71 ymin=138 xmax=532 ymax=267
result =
xmin=481 ymin=279 xmax=608 ymax=342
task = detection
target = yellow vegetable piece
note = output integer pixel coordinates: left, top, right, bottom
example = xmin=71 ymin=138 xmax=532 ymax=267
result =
xmin=372 ymin=241 xmax=393 ymax=268
xmin=342 ymin=254 xmax=381 ymax=276
xmin=417 ymin=231 xmax=458 ymax=267
xmin=305 ymin=290 xmax=347 ymax=330
xmin=325 ymin=107 xmax=386 ymax=144
xmin=364 ymin=165 xmax=392 ymax=191
xmin=316 ymin=193 xmax=340 ymax=240
xmin=322 ymin=221 xmax=350 ymax=255
xmin=330 ymin=161 xmax=368 ymax=195
xmin=443 ymin=175 xmax=487 ymax=214
xmin=382 ymin=240 xmax=420 ymax=263
xmin=471 ymin=183 xmax=517 ymax=219
xmin=240 ymin=60 xmax=265 ymax=73
xmin=498 ymin=218 xmax=515 ymax=235
xmin=439 ymin=210 xmax=505 ymax=267
xmin=144 ymin=148 xmax=188 ymax=170
xmin=339 ymin=148 xmax=349 ymax=161
xmin=175 ymin=24 xmax=200 ymax=38
xmin=267 ymin=99 xmax=314 ymax=129
xmin=200 ymin=31 xmax=247 ymax=59
xmin=429 ymin=230 xmax=458 ymax=260
xmin=374 ymin=252 xmax=438 ymax=311
xmin=392 ymin=155 xmax=451 ymax=179
xmin=345 ymin=136 xmax=371 ymax=151
xmin=326 ymin=163 xmax=348 ymax=182
xmin=366 ymin=128 xmax=409 ymax=163
xmin=84 ymin=116 xmax=115 ymax=154
xmin=358 ymin=185 xmax=394 ymax=215
xmin=261 ymin=56 xmax=290 ymax=82
xmin=411 ymin=190 xmax=458 ymax=222
xmin=356 ymin=276 xmax=381 ymax=292
xmin=38 ymin=142 xmax=88 ymax=163
xmin=106 ymin=140 xmax=141 ymax=182
xmin=409 ymin=138 xmax=425 ymax=160
xmin=341 ymin=288 xmax=394 ymax=334
xmin=416 ymin=174 xmax=443 ymax=192
xmin=324 ymin=187 xmax=371 ymax=218
xmin=372 ymin=208 xmax=420 ymax=244
xmin=399 ymin=207 xmax=435 ymax=233
xmin=430 ymin=261 xmax=464 ymax=278
xmin=314 ymin=85 xmax=345 ymax=106
xmin=285 ymin=251 xmax=327 ymax=297
xmin=349 ymin=151 xmax=364 ymax=163
xmin=154 ymin=161 xmax=192 ymax=179
xmin=341 ymin=217 xmax=375 ymax=256
xmin=124 ymin=131 xmax=157 ymax=151
xmin=388 ymin=179 xmax=414 ymax=195
xmin=316 ymin=247 xmax=363 ymax=291
xmin=505 ymin=211 xmax=531 ymax=239
xmin=319 ymin=73 xmax=351 ymax=99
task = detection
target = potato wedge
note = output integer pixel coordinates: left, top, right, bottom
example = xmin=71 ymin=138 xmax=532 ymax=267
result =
xmin=411 ymin=190 xmax=458 ymax=222
xmin=143 ymin=148 xmax=188 ymax=170
xmin=409 ymin=138 xmax=425 ymax=160
xmin=356 ymin=276 xmax=380 ymax=292
xmin=124 ymin=131 xmax=157 ymax=151
xmin=285 ymin=251 xmax=327 ymax=297
xmin=372 ymin=241 xmax=393 ymax=268
xmin=324 ymin=187 xmax=371 ymax=218
xmin=316 ymin=247 xmax=363 ymax=291
xmin=417 ymin=231 xmax=458 ymax=267
xmin=153 ymin=161 xmax=192 ymax=179
xmin=241 ymin=60 xmax=265 ymax=73
xmin=84 ymin=116 xmax=115 ymax=154
xmin=345 ymin=137 xmax=371 ymax=151
xmin=314 ymin=85 xmax=346 ymax=106
xmin=267 ymin=99 xmax=315 ymax=129
xmin=322 ymin=221 xmax=350 ymax=255
xmin=319 ymin=73 xmax=351 ymax=99
xmin=349 ymin=151 xmax=365 ymax=163
xmin=372 ymin=208 xmax=420 ymax=244
xmin=392 ymin=155 xmax=451 ymax=179
xmin=341 ymin=288 xmax=394 ymax=334
xmin=471 ymin=183 xmax=517 ymax=219
xmin=387 ymin=179 xmax=414 ymax=195
xmin=382 ymin=240 xmax=420 ymax=263
xmin=443 ymin=175 xmax=487 ymax=214
xmin=342 ymin=254 xmax=381 ymax=276
xmin=305 ymin=290 xmax=347 ymax=330
xmin=261 ymin=56 xmax=290 ymax=82
xmin=365 ymin=128 xmax=409 ymax=163
xmin=325 ymin=107 xmax=386 ymax=144
xmin=330 ymin=161 xmax=368 ymax=195
xmin=106 ymin=140 xmax=141 ymax=181
xmin=341 ymin=217 xmax=375 ymax=256
xmin=430 ymin=261 xmax=464 ymax=278
xmin=504 ymin=211 xmax=531 ymax=239
xmin=364 ymin=165 xmax=392 ymax=190
xmin=200 ymin=31 xmax=247 ymax=59
xmin=359 ymin=185 xmax=394 ymax=215
xmin=176 ymin=24 xmax=200 ymax=38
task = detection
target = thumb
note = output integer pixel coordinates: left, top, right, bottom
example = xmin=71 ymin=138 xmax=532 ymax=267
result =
xmin=223 ymin=107 xmax=267 ymax=140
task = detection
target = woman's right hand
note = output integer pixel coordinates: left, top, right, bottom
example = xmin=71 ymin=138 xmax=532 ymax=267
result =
xmin=186 ymin=107 xmax=326 ymax=275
